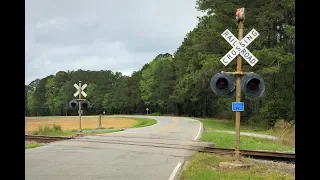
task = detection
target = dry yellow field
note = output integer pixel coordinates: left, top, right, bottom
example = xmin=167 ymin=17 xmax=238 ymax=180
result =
xmin=25 ymin=116 xmax=138 ymax=132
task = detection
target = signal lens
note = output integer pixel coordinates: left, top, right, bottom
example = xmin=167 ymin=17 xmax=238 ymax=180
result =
xmin=247 ymin=78 xmax=260 ymax=90
xmin=216 ymin=78 xmax=228 ymax=89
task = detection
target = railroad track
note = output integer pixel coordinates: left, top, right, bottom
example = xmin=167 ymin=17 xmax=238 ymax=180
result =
xmin=25 ymin=134 xmax=73 ymax=143
xmin=200 ymin=147 xmax=295 ymax=162
xmin=25 ymin=134 xmax=295 ymax=162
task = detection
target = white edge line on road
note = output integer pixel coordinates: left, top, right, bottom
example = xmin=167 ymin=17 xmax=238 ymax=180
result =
xmin=154 ymin=118 xmax=160 ymax=124
xmin=168 ymin=162 xmax=182 ymax=180
xmin=194 ymin=120 xmax=203 ymax=140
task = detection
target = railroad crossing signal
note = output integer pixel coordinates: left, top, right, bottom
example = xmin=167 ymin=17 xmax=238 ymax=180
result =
xmin=211 ymin=27 xmax=265 ymax=99
xmin=211 ymin=7 xmax=267 ymax=163
xmin=69 ymin=81 xmax=90 ymax=133
xmin=69 ymin=81 xmax=90 ymax=109
xmin=73 ymin=83 xmax=87 ymax=97
xmin=220 ymin=29 xmax=260 ymax=67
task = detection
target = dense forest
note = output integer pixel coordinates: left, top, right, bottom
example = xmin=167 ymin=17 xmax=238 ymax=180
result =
xmin=25 ymin=0 xmax=295 ymax=128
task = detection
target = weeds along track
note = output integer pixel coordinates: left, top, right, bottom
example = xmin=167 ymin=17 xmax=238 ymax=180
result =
xmin=25 ymin=134 xmax=295 ymax=163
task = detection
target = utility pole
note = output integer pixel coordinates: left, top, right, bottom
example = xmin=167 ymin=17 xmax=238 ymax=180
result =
xmin=234 ymin=9 xmax=244 ymax=162
xmin=78 ymin=81 xmax=82 ymax=132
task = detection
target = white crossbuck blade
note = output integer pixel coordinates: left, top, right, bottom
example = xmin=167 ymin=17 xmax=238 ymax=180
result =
xmin=73 ymin=83 xmax=80 ymax=90
xmin=81 ymin=91 xmax=87 ymax=97
xmin=73 ymin=91 xmax=79 ymax=97
xmin=220 ymin=29 xmax=260 ymax=67
xmin=81 ymin=84 xmax=87 ymax=90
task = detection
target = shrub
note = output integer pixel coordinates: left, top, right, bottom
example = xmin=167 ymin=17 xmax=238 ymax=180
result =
xmin=31 ymin=124 xmax=62 ymax=135
xmin=53 ymin=124 xmax=62 ymax=131
xmin=274 ymin=119 xmax=291 ymax=130
xmin=272 ymin=120 xmax=295 ymax=147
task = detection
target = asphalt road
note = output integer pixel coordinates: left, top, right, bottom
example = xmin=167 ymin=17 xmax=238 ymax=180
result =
xmin=25 ymin=116 xmax=209 ymax=180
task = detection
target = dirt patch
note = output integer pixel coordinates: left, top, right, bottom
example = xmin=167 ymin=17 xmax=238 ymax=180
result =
xmin=25 ymin=116 xmax=138 ymax=132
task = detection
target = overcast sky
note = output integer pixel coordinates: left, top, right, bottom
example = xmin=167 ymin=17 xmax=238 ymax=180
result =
xmin=25 ymin=0 xmax=204 ymax=85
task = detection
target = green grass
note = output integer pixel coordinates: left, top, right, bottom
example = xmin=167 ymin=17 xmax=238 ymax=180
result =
xmin=195 ymin=118 xmax=271 ymax=134
xmin=125 ymin=117 xmax=158 ymax=128
xmin=150 ymin=112 xmax=161 ymax=116
xmin=201 ymin=131 xmax=293 ymax=151
xmin=195 ymin=118 xmax=295 ymax=152
xmin=178 ymin=152 xmax=294 ymax=180
xmin=25 ymin=142 xmax=43 ymax=149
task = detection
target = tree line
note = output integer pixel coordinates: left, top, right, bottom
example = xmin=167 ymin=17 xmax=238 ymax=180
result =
xmin=25 ymin=0 xmax=295 ymax=128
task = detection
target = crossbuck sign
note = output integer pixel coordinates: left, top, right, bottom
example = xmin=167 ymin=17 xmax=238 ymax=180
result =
xmin=73 ymin=83 xmax=87 ymax=97
xmin=220 ymin=29 xmax=260 ymax=66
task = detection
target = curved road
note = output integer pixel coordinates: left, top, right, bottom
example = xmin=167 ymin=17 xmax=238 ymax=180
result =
xmin=25 ymin=116 xmax=210 ymax=180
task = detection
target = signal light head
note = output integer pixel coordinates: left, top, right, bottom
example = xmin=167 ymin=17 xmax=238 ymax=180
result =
xmin=81 ymin=100 xmax=90 ymax=109
xmin=241 ymin=72 xmax=265 ymax=99
xmin=68 ymin=99 xmax=78 ymax=109
xmin=210 ymin=73 xmax=235 ymax=97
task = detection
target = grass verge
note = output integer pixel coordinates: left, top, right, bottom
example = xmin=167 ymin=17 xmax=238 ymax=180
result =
xmin=195 ymin=118 xmax=294 ymax=152
xmin=201 ymin=131 xmax=293 ymax=151
xmin=150 ymin=112 xmax=161 ymax=116
xmin=178 ymin=152 xmax=294 ymax=180
xmin=25 ymin=141 xmax=44 ymax=149
xmin=195 ymin=118 xmax=269 ymax=134
xmin=125 ymin=117 xmax=158 ymax=128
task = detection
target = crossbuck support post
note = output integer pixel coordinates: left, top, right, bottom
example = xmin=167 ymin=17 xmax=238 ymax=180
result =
xmin=78 ymin=81 xmax=82 ymax=133
xmin=234 ymin=20 xmax=244 ymax=162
